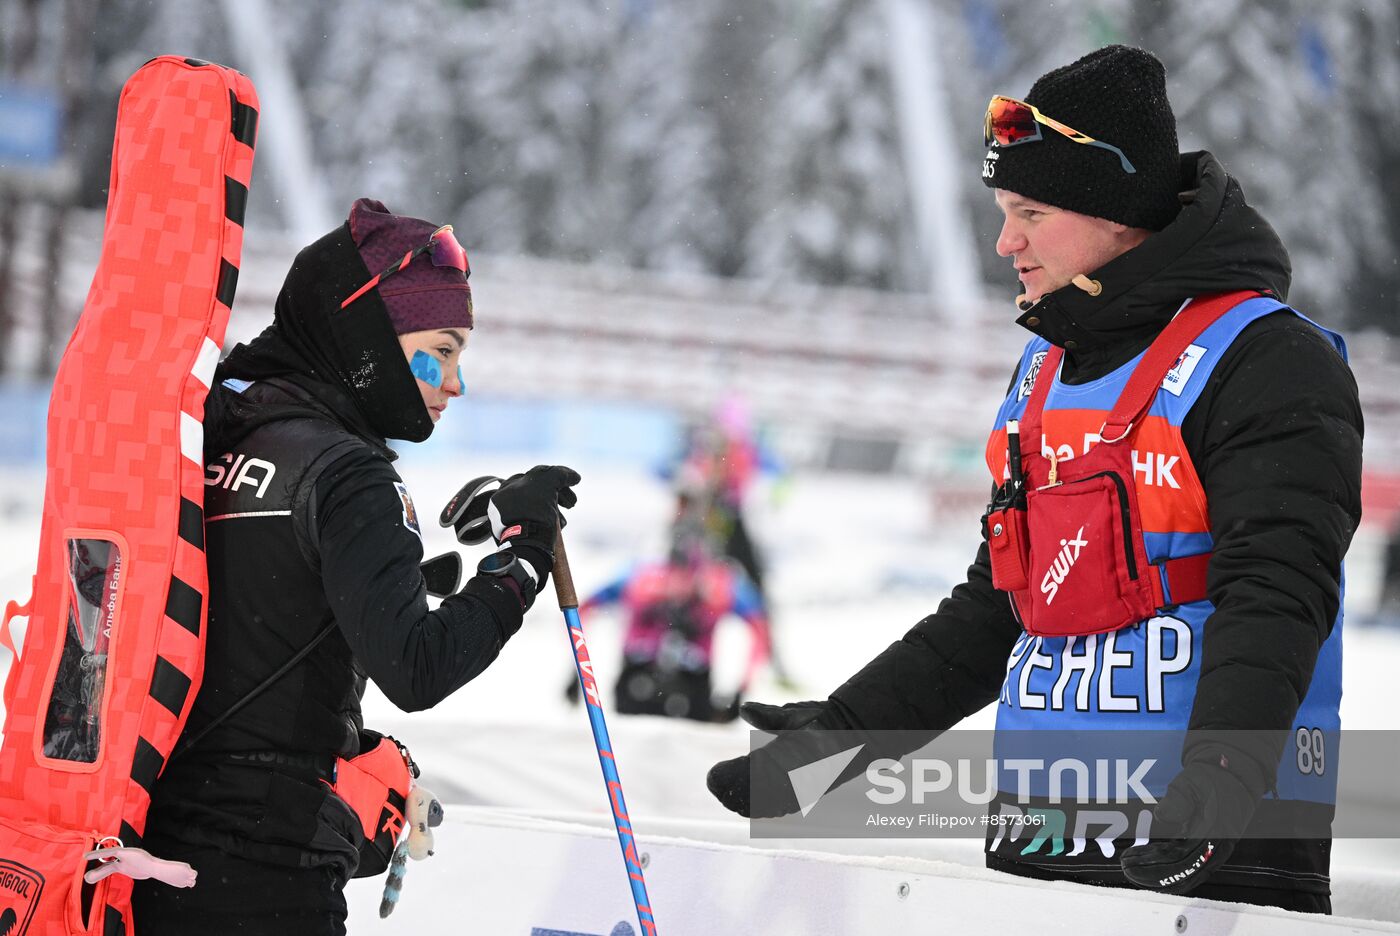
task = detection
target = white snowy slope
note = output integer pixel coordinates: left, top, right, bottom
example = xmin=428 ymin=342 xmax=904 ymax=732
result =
xmin=2 ymin=457 xmax=1398 ymax=931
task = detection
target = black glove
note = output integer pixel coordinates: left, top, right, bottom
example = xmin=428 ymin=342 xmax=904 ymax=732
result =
xmin=1120 ymin=753 xmax=1261 ymax=894
xmin=706 ymin=700 xmax=846 ymax=818
xmin=487 ymin=465 xmax=581 ymax=587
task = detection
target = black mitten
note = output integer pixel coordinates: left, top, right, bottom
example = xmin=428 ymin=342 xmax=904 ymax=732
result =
xmin=1120 ymin=754 xmax=1261 ymax=894
xmin=707 ymin=701 xmax=862 ymax=819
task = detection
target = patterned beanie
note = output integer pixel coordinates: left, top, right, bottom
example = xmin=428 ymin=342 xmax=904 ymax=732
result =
xmin=982 ymin=45 xmax=1181 ymax=231
xmin=347 ymin=197 xmax=473 ymax=334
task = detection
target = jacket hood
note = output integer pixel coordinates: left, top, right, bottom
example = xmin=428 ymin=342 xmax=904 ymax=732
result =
xmin=214 ymin=220 xmax=434 ymax=446
xmin=1014 ymin=151 xmax=1292 ymax=365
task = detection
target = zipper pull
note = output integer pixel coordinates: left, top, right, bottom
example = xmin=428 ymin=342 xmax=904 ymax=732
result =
xmin=1038 ymin=450 xmax=1062 ymax=490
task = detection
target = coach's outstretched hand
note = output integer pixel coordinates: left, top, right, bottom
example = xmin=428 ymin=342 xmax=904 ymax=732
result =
xmin=707 ymin=699 xmax=858 ymax=819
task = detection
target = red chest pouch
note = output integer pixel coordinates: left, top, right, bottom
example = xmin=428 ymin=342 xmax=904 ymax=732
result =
xmin=1014 ymin=418 xmax=1162 ymax=636
xmin=986 ymin=292 xmax=1258 ymax=637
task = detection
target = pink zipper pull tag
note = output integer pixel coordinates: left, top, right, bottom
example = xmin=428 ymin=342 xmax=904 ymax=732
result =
xmin=83 ymin=844 xmax=197 ymax=889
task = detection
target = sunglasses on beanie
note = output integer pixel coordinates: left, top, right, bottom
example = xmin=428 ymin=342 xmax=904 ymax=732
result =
xmin=984 ymin=95 xmax=1137 ymax=175
xmin=340 ymin=224 xmax=471 ymax=310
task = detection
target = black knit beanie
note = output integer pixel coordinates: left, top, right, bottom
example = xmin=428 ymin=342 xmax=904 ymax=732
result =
xmin=982 ymin=45 xmax=1181 ymax=231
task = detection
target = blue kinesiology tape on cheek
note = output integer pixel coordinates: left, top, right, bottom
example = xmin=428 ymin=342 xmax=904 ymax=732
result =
xmin=409 ymin=350 xmax=444 ymax=388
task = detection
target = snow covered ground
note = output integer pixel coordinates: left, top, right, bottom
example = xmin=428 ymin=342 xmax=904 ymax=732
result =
xmin=2 ymin=452 xmax=1398 ymax=929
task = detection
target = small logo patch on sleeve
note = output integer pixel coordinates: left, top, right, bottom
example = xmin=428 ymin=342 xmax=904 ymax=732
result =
xmin=394 ymin=482 xmax=422 ymax=538
xmin=1162 ymin=343 xmax=1206 ymax=396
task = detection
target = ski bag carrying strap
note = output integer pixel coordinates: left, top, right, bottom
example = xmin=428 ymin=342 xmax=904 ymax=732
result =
xmin=0 ymin=56 xmax=259 ymax=936
xmin=994 ymin=291 xmax=1260 ymax=637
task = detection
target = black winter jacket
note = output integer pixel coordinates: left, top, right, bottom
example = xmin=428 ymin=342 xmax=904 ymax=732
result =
xmin=824 ymin=153 xmax=1363 ymax=898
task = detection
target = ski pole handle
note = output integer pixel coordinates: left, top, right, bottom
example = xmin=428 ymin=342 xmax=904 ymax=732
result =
xmin=552 ymin=523 xmax=578 ymax=610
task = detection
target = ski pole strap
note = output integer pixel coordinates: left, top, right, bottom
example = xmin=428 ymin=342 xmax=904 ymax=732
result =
xmin=1099 ymin=291 xmax=1262 ymax=442
xmin=169 ymin=620 xmax=339 ymax=762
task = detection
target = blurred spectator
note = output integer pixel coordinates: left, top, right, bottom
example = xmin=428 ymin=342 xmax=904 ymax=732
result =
xmin=570 ymin=533 xmax=770 ymax=722
xmin=663 ymin=395 xmax=790 ymax=679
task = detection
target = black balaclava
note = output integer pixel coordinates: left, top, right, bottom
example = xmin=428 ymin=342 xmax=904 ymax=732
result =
xmin=218 ymin=214 xmax=436 ymax=444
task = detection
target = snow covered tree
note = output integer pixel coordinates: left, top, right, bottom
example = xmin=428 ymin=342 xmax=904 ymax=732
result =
xmin=747 ymin=0 xmax=911 ymax=289
xmin=282 ymin=0 xmax=477 ymax=226
xmin=30 ymin=0 xmax=1400 ymax=331
xmin=605 ymin=0 xmax=722 ymax=272
xmin=449 ymin=1 xmax=627 ymax=261
xmin=1331 ymin=3 xmax=1400 ymax=333
xmin=1132 ymin=0 xmax=1390 ymax=330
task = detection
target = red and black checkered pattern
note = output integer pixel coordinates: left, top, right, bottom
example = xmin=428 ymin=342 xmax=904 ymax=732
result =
xmin=0 ymin=56 xmax=259 ymax=935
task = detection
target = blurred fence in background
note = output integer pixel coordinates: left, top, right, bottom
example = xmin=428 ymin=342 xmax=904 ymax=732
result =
xmin=3 ymin=216 xmax=1398 ymax=534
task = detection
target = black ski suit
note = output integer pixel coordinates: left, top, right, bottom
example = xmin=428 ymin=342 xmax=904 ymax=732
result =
xmin=134 ymin=220 xmax=520 ymax=935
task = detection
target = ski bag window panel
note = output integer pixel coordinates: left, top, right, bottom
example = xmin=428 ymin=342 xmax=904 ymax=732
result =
xmin=37 ymin=533 xmax=130 ymax=771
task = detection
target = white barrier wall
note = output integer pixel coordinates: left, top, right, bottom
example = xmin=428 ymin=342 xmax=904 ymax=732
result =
xmin=345 ymin=809 xmax=1400 ymax=936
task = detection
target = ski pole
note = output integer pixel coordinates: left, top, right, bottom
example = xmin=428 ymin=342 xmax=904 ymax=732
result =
xmin=553 ymin=527 xmax=658 ymax=936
